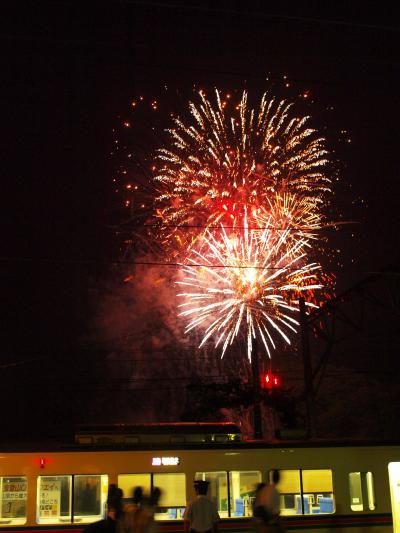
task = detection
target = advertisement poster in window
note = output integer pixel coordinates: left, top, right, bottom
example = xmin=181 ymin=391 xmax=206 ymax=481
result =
xmin=1 ymin=479 xmax=27 ymax=518
xmin=39 ymin=480 xmax=61 ymax=517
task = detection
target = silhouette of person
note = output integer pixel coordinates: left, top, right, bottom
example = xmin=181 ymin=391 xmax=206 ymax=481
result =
xmin=253 ymin=472 xmax=284 ymax=533
xmin=84 ymin=484 xmax=123 ymax=533
xmin=120 ymin=486 xmax=161 ymax=533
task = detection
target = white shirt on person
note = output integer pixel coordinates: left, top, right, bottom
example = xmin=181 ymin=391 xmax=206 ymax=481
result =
xmin=185 ymin=495 xmax=220 ymax=532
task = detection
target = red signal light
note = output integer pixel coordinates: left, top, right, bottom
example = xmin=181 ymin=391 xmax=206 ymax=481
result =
xmin=262 ymin=373 xmax=280 ymax=389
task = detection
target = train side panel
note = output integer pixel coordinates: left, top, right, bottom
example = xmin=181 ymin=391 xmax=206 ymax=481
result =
xmin=0 ymin=444 xmax=398 ymax=532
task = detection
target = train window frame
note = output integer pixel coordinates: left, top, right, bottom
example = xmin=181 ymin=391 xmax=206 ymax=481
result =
xmin=153 ymin=473 xmax=186 ymax=520
xmin=349 ymin=472 xmax=376 ymax=511
xmin=0 ymin=476 xmax=28 ymax=526
xmin=275 ymin=469 xmax=335 ymax=516
xmin=195 ymin=471 xmax=229 ymax=518
xmin=229 ymin=470 xmax=262 ymax=518
xmin=195 ymin=470 xmax=261 ymax=519
xmin=117 ymin=472 xmax=186 ymax=520
xmin=37 ymin=474 xmax=108 ymax=525
xmin=36 ymin=475 xmax=72 ymax=524
xmin=73 ymin=474 xmax=108 ymax=523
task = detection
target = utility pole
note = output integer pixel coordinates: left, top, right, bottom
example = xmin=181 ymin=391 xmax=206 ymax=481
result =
xmin=299 ymin=297 xmax=314 ymax=437
xmin=251 ymin=336 xmax=263 ymax=439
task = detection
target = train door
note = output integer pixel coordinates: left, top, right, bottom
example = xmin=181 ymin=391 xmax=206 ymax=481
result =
xmin=389 ymin=462 xmax=400 ymax=533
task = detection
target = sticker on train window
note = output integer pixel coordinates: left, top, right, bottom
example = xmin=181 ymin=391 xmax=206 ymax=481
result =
xmin=36 ymin=476 xmax=71 ymax=524
xmin=0 ymin=477 xmax=28 ymax=525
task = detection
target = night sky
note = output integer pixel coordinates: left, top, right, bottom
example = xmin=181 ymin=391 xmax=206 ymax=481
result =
xmin=2 ymin=1 xmax=400 ymax=440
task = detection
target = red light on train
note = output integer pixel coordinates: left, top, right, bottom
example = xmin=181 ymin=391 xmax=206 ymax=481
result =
xmin=34 ymin=457 xmax=52 ymax=468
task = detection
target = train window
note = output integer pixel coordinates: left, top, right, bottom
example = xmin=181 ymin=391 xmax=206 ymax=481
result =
xmin=302 ymin=470 xmax=334 ymax=514
xmin=118 ymin=474 xmax=152 ymax=501
xmin=0 ymin=476 xmax=27 ymax=525
xmin=195 ymin=472 xmax=228 ymax=518
xmin=349 ymin=472 xmax=376 ymax=511
xmin=276 ymin=470 xmax=300 ymax=516
xmin=277 ymin=469 xmax=334 ymax=516
xmin=73 ymin=475 xmax=108 ymax=523
xmin=153 ymin=473 xmax=186 ymax=520
xmin=229 ymin=471 xmax=261 ymax=517
xmin=117 ymin=474 xmax=185 ymax=520
xmin=37 ymin=476 xmax=71 ymax=524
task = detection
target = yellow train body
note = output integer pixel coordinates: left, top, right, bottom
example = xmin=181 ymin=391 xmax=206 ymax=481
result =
xmin=0 ymin=427 xmax=399 ymax=533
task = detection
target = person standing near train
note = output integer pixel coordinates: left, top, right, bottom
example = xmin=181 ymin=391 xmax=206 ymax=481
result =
xmin=184 ymin=480 xmax=220 ymax=533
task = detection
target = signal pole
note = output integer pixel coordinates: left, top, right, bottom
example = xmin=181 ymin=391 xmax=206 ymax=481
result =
xmin=251 ymin=336 xmax=263 ymax=439
xmin=299 ymin=296 xmax=314 ymax=437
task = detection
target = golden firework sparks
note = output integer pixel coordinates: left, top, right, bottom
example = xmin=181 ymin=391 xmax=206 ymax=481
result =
xmin=155 ymin=89 xmax=330 ymax=248
xmin=177 ymin=211 xmax=322 ymax=361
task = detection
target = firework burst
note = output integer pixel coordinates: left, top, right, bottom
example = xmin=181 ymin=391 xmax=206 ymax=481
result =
xmin=150 ymin=87 xmax=335 ymax=359
xmin=177 ymin=211 xmax=323 ymax=361
xmin=155 ymin=89 xmax=330 ymax=249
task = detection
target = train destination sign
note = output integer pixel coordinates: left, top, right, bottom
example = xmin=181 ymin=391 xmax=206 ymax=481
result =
xmin=152 ymin=456 xmax=180 ymax=466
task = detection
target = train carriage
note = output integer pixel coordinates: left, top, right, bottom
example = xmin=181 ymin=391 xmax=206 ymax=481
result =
xmin=1 ymin=424 xmax=400 ymax=533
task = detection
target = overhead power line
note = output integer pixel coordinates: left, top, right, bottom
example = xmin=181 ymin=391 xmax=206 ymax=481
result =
xmin=0 ymin=255 xmax=386 ymax=274
xmin=119 ymin=1 xmax=400 ymax=33
xmin=113 ymin=221 xmax=358 ymax=231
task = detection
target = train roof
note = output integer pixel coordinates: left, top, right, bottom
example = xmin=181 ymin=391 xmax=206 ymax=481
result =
xmin=1 ymin=422 xmax=400 ymax=452
xmin=75 ymin=421 xmax=242 ymax=435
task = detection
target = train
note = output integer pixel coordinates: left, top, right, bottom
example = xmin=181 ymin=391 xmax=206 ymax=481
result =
xmin=1 ymin=423 xmax=399 ymax=533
